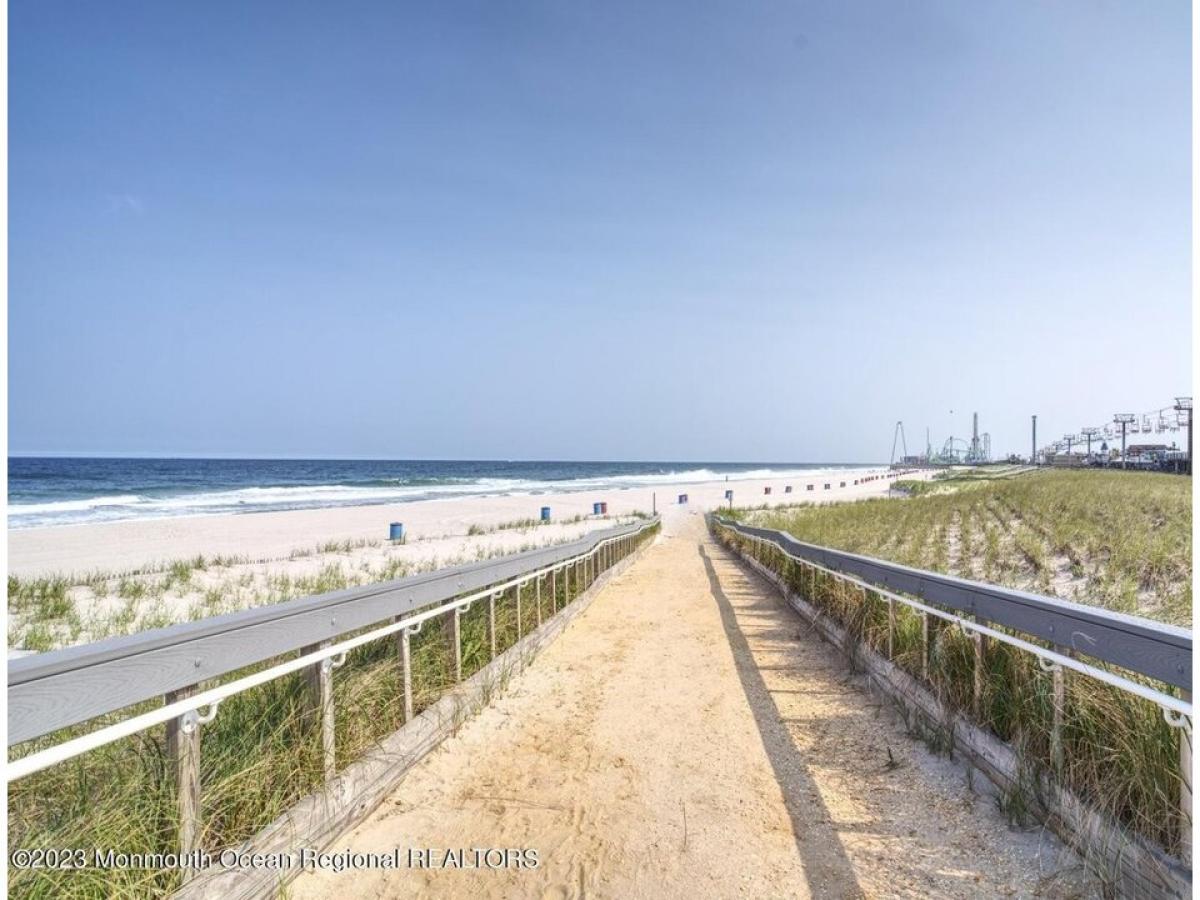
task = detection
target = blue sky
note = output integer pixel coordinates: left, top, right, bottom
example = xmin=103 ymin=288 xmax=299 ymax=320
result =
xmin=9 ymin=1 xmax=1191 ymax=461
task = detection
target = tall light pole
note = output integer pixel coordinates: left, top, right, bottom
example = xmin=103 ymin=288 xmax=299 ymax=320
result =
xmin=1063 ymin=434 xmax=1074 ymax=457
xmin=1114 ymin=414 xmax=1135 ymax=470
xmin=1175 ymin=398 xmax=1193 ymax=475
xmin=1031 ymin=415 xmax=1037 ymax=465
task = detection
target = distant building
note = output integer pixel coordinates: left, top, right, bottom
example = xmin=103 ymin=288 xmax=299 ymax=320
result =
xmin=1046 ymin=452 xmax=1086 ymax=467
xmin=1127 ymin=444 xmax=1169 ymax=459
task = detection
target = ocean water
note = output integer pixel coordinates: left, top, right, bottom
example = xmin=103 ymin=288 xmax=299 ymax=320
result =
xmin=6 ymin=458 xmax=877 ymax=529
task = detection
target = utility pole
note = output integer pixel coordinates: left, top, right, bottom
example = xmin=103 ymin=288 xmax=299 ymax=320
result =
xmin=1175 ymin=398 xmax=1193 ymax=475
xmin=1063 ymin=434 xmax=1074 ymax=457
xmin=1031 ymin=415 xmax=1037 ymax=465
xmin=1114 ymin=414 xmax=1135 ymax=470
xmin=1081 ymin=427 xmax=1100 ymax=459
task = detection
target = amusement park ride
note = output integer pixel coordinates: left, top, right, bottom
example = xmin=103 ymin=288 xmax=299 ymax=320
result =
xmin=891 ymin=398 xmax=1191 ymax=473
xmin=1036 ymin=397 xmax=1192 ymax=472
xmin=891 ymin=412 xmax=991 ymax=465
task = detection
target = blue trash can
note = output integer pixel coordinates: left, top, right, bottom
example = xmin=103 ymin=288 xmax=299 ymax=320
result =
xmin=678 ymin=493 xmax=688 ymax=504
xmin=593 ymin=502 xmax=602 ymax=515
xmin=540 ymin=506 xmax=551 ymax=522
xmin=389 ymin=522 xmax=405 ymax=542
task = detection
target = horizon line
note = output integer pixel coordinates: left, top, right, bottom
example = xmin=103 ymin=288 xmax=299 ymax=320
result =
xmin=8 ymin=452 xmax=888 ymax=465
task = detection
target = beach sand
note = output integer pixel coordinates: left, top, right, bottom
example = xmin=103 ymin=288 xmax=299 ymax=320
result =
xmin=7 ymin=468 xmax=926 ymax=652
xmin=8 ymin=468 xmax=913 ymax=578
xmin=287 ymin=509 xmax=1093 ymax=899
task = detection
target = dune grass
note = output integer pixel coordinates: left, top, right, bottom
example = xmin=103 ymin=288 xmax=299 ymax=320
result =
xmin=736 ymin=468 xmax=1190 ymax=625
xmin=716 ymin=468 xmax=1189 ymax=864
xmin=7 ymin=524 xmax=658 ymax=899
xmin=8 ymin=522 xmax=641 ymax=655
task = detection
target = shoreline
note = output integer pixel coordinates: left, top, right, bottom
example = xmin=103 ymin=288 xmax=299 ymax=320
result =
xmin=6 ymin=462 xmax=881 ymax=531
xmin=8 ymin=467 xmax=912 ymax=578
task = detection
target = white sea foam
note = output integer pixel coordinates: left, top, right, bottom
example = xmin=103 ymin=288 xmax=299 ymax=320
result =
xmin=7 ymin=466 xmax=875 ymax=528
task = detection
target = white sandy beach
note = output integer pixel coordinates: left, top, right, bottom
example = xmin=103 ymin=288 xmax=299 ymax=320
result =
xmin=9 ymin=468 xmax=914 ymax=578
xmin=7 ymin=468 xmax=926 ymax=652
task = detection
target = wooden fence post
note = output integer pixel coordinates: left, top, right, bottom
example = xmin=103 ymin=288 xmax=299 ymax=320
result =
xmin=488 ymin=592 xmax=497 ymax=660
xmin=887 ymin=598 xmax=896 ymax=659
xmin=972 ymin=629 xmax=986 ymax=720
xmin=1182 ymin=689 xmax=1192 ymax=864
xmin=400 ymin=628 xmax=413 ymax=723
xmin=536 ymin=575 xmax=542 ymax=627
xmin=450 ymin=609 xmax=462 ymax=682
xmin=301 ymin=641 xmax=335 ymax=783
xmin=921 ymin=613 xmax=931 ymax=682
xmin=165 ymin=685 xmax=201 ymax=882
xmin=516 ymin=583 xmax=522 ymax=639
xmin=1051 ymin=665 xmax=1066 ymax=774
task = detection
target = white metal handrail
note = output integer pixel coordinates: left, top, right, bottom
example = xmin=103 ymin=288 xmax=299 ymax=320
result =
xmin=8 ymin=520 xmax=658 ymax=781
xmin=711 ymin=518 xmax=1192 ymax=723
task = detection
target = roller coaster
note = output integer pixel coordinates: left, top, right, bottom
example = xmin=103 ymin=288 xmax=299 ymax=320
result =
xmin=890 ymin=412 xmax=991 ymax=465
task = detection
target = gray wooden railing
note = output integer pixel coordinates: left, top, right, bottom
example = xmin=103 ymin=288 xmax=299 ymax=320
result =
xmin=8 ymin=517 xmax=658 ymax=746
xmin=711 ymin=516 xmax=1191 ymax=689
xmin=710 ymin=513 xmax=1192 ymax=877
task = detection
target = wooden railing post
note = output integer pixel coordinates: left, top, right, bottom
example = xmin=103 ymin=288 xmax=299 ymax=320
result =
xmin=1181 ymin=690 xmax=1192 ymax=864
xmin=400 ymin=628 xmax=413 ymax=723
xmin=551 ymin=569 xmax=557 ymax=614
xmin=165 ymin=685 xmax=201 ymax=882
xmin=451 ymin=608 xmax=462 ymax=682
xmin=301 ymin=641 xmax=335 ymax=783
xmin=972 ymin=628 xmax=986 ymax=720
xmin=488 ymin=591 xmax=497 ymax=659
xmin=516 ymin=583 xmax=522 ymax=639
xmin=1051 ymin=664 xmax=1066 ymax=774
xmin=535 ymin=575 xmax=542 ymax=627
xmin=887 ymin=598 xmax=897 ymax=659
xmin=921 ymin=613 xmax=931 ymax=681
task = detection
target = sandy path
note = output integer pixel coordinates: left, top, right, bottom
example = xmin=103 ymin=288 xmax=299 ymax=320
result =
xmin=289 ymin=510 xmax=1092 ymax=899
